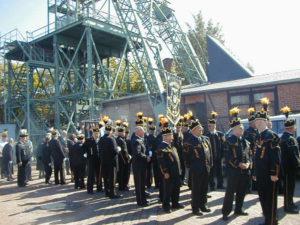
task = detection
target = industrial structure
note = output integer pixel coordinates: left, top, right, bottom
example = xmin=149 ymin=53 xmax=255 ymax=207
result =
xmin=0 ymin=0 xmax=207 ymax=143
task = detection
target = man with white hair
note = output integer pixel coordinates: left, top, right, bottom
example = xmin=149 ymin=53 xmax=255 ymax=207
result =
xmin=131 ymin=114 xmax=151 ymax=207
xmin=222 ymin=107 xmax=251 ymax=221
xmin=254 ymin=98 xmax=281 ymax=225
xmin=16 ymin=129 xmax=30 ymax=187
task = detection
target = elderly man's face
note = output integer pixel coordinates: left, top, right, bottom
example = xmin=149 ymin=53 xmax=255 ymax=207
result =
xmin=192 ymin=125 xmax=203 ymax=137
xmin=136 ymin=127 xmax=145 ymax=137
xmin=255 ymin=119 xmax=267 ymax=131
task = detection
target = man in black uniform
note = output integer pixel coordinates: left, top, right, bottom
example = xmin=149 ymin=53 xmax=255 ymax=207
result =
xmin=254 ymin=97 xmax=281 ymax=225
xmin=84 ymin=126 xmax=102 ymax=194
xmin=157 ymin=116 xmax=183 ymax=213
xmin=131 ymin=115 xmax=151 ymax=206
xmin=49 ymin=129 xmax=66 ymax=185
xmin=124 ymin=122 xmax=132 ymax=190
xmin=145 ymin=117 xmax=156 ymax=189
xmin=244 ymin=107 xmax=259 ymax=192
xmin=100 ymin=117 xmax=121 ymax=199
xmin=173 ymin=116 xmax=185 ymax=185
xmin=16 ymin=129 xmax=30 ymax=187
xmin=186 ymin=118 xmax=212 ymax=215
xmin=155 ymin=115 xmax=164 ymax=200
xmin=182 ymin=111 xmax=194 ymax=189
xmin=115 ymin=120 xmax=131 ymax=191
xmin=206 ymin=111 xmax=225 ymax=190
xmin=280 ymin=106 xmax=300 ymax=214
xmin=42 ymin=133 xmax=52 ymax=184
xmin=70 ymin=133 xmax=86 ymax=189
xmin=222 ymin=107 xmax=251 ymax=221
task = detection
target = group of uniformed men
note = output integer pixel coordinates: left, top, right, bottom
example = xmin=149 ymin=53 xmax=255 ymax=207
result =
xmin=10 ymin=97 xmax=300 ymax=225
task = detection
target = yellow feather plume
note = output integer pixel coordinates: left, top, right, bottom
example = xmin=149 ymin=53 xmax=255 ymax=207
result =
xmin=260 ymin=97 xmax=270 ymax=106
xmin=102 ymin=115 xmax=110 ymax=123
xmin=211 ymin=111 xmax=218 ymax=119
xmin=229 ymin=107 xmax=240 ymax=117
xmin=136 ymin=112 xmax=143 ymax=118
xmin=115 ymin=120 xmax=122 ymax=126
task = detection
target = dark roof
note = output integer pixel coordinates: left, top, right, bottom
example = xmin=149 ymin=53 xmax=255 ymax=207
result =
xmin=206 ymin=35 xmax=253 ymax=83
xmin=182 ymin=69 xmax=300 ymax=95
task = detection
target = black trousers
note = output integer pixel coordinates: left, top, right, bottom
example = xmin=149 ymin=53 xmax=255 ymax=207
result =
xmin=209 ymin=159 xmax=223 ymax=188
xmin=102 ymin=165 xmax=117 ymax=197
xmin=87 ymin=158 xmax=102 ymax=193
xmin=17 ymin=163 xmax=27 ymax=187
xmin=73 ymin=163 xmax=85 ymax=189
xmin=162 ymin=175 xmax=180 ymax=210
xmin=257 ymin=176 xmax=278 ymax=225
xmin=179 ymin=159 xmax=185 ymax=183
xmin=283 ymin=172 xmax=296 ymax=209
xmin=43 ymin=162 xmax=52 ymax=183
xmin=133 ymin=167 xmax=146 ymax=205
xmin=152 ymin=160 xmax=160 ymax=188
xmin=118 ymin=162 xmax=129 ymax=190
xmin=191 ymin=169 xmax=209 ymax=211
xmin=25 ymin=160 xmax=32 ymax=182
xmin=222 ymin=170 xmax=250 ymax=216
xmin=125 ymin=162 xmax=131 ymax=188
xmin=54 ymin=163 xmax=65 ymax=184
xmin=145 ymin=161 xmax=153 ymax=188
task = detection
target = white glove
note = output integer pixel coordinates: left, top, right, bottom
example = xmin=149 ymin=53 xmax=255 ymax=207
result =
xmin=117 ymin=146 xmax=121 ymax=152
xmin=84 ymin=153 xmax=87 ymax=158
xmin=148 ymin=151 xmax=153 ymax=157
xmin=9 ymin=161 xmax=13 ymax=164
xmin=48 ymin=163 xmax=51 ymax=166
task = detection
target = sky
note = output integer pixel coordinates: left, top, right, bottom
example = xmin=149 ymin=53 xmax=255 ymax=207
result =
xmin=0 ymin=0 xmax=299 ymax=75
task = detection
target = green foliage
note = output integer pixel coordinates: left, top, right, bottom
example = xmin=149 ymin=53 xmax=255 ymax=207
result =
xmin=187 ymin=11 xmax=225 ymax=71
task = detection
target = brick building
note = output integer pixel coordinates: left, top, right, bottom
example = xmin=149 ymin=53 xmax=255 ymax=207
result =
xmin=102 ymin=69 xmax=300 ymax=132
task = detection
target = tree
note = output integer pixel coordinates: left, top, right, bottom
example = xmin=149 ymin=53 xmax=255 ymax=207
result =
xmin=187 ymin=11 xmax=254 ymax=74
xmin=187 ymin=11 xmax=225 ymax=71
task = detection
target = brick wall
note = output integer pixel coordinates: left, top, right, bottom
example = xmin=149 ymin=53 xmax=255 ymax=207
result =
xmin=205 ymin=92 xmax=230 ymax=131
xmin=277 ymin=83 xmax=300 ymax=112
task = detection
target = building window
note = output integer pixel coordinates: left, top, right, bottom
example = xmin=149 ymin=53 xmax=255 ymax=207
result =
xmin=230 ymin=95 xmax=250 ymax=105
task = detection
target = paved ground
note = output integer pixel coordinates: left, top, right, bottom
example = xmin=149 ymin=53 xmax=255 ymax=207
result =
xmin=1 ymin=169 xmax=300 ymax=225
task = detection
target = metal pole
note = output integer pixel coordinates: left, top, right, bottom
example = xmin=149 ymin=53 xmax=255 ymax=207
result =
xmin=86 ymin=27 xmax=94 ymax=120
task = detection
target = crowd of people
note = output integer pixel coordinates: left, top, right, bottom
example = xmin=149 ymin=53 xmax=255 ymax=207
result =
xmin=1 ymin=97 xmax=300 ymax=225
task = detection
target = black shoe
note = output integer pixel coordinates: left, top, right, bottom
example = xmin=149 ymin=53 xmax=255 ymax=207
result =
xmin=207 ymin=194 xmax=212 ymax=198
xmin=139 ymin=202 xmax=149 ymax=207
xmin=163 ymin=208 xmax=172 ymax=213
xmin=60 ymin=182 xmax=66 ymax=185
xmin=217 ymin=185 xmax=225 ymax=189
xmin=234 ymin=211 xmax=248 ymax=216
xmin=87 ymin=191 xmax=94 ymax=195
xmin=172 ymin=204 xmax=184 ymax=209
xmin=110 ymin=194 xmax=122 ymax=199
xmin=291 ymin=203 xmax=298 ymax=209
xmin=210 ymin=187 xmax=216 ymax=191
xmin=97 ymin=188 xmax=103 ymax=192
xmin=192 ymin=210 xmax=203 ymax=216
xmin=222 ymin=215 xmax=229 ymax=221
xmin=200 ymin=207 xmax=211 ymax=212
xmin=145 ymin=192 xmax=150 ymax=197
